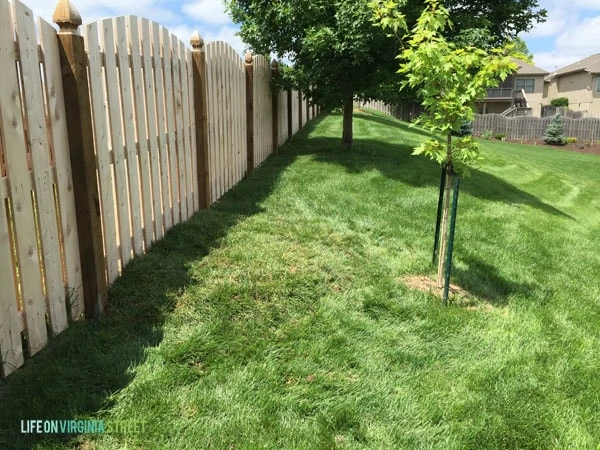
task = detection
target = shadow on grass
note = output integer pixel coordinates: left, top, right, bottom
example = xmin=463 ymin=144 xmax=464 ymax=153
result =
xmin=452 ymin=254 xmax=538 ymax=306
xmin=0 ymin=116 xmax=325 ymax=448
xmin=311 ymin=114 xmax=571 ymax=220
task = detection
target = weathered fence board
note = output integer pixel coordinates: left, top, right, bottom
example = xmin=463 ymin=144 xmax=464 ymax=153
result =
xmin=278 ymin=89 xmax=288 ymax=147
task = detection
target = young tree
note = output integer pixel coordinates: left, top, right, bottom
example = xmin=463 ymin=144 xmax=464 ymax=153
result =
xmin=372 ymin=0 xmax=517 ymax=295
xmin=543 ymin=113 xmax=566 ymax=145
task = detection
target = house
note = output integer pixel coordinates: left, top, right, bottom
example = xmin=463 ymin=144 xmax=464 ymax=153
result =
xmin=475 ymin=58 xmax=549 ymax=117
xmin=544 ymin=53 xmax=600 ymax=117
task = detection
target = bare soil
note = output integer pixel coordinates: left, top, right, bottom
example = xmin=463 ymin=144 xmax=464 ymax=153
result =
xmin=401 ymin=275 xmax=494 ymax=311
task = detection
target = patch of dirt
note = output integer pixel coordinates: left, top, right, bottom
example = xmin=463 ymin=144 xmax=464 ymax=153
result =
xmin=401 ymin=275 xmax=494 ymax=311
xmin=484 ymin=138 xmax=600 ymax=155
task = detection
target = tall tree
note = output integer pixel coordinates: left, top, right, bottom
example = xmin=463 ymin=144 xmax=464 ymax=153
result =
xmin=227 ymin=0 xmax=546 ymax=147
xmin=372 ymin=0 xmax=518 ymax=298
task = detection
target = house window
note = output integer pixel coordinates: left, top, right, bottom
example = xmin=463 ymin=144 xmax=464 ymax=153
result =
xmin=596 ymin=77 xmax=600 ymax=93
xmin=515 ymin=78 xmax=535 ymax=93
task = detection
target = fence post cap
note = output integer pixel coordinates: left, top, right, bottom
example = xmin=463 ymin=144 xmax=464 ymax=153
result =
xmin=190 ymin=31 xmax=204 ymax=49
xmin=244 ymin=51 xmax=253 ymax=64
xmin=53 ymin=0 xmax=82 ymax=33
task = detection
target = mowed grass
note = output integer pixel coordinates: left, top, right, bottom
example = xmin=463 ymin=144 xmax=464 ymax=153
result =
xmin=2 ymin=111 xmax=600 ymax=449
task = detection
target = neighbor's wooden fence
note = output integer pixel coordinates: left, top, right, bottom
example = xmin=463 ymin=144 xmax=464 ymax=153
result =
xmin=0 ymin=0 xmax=319 ymax=378
xmin=473 ymin=114 xmax=600 ymax=142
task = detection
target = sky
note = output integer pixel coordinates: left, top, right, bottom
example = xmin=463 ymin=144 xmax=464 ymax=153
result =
xmin=23 ymin=0 xmax=600 ymax=73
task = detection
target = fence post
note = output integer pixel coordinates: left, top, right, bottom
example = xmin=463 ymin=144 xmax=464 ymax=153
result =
xmin=190 ymin=31 xmax=211 ymax=209
xmin=287 ymin=88 xmax=293 ymax=139
xmin=53 ymin=0 xmax=107 ymax=318
xmin=298 ymin=89 xmax=303 ymax=129
xmin=245 ymin=51 xmax=254 ymax=177
xmin=271 ymin=60 xmax=279 ymax=155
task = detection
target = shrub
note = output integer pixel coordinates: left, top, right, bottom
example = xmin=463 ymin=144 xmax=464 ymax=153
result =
xmin=493 ymin=132 xmax=508 ymax=140
xmin=481 ymin=130 xmax=493 ymax=140
xmin=451 ymin=119 xmax=473 ymax=137
xmin=565 ymin=137 xmax=578 ymax=144
xmin=543 ymin=113 xmax=566 ymax=145
xmin=551 ymin=97 xmax=569 ymax=108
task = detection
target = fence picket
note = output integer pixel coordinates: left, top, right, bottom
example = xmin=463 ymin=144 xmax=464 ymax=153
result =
xmin=2 ymin=0 xmax=47 ymax=356
xmin=171 ymin=35 xmax=187 ymax=222
xmin=15 ymin=1 xmax=67 ymax=335
xmin=127 ymin=17 xmax=154 ymax=249
xmin=85 ymin=22 xmax=119 ymax=284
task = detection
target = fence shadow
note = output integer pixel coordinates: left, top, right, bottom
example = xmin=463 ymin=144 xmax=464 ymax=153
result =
xmin=0 ymin=128 xmax=311 ymax=447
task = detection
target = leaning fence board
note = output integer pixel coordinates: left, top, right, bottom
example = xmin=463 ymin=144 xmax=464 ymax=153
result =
xmin=15 ymin=1 xmax=67 ymax=335
xmin=127 ymin=16 xmax=154 ymax=250
xmin=40 ymin=17 xmax=84 ymax=319
xmin=0 ymin=174 xmax=23 ymax=377
xmin=85 ymin=22 xmax=119 ymax=285
xmin=1 ymin=0 xmax=47 ymax=357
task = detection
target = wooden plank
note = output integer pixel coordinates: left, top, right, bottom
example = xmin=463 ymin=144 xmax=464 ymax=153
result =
xmin=171 ymin=35 xmax=187 ymax=222
xmin=181 ymin=44 xmax=195 ymax=215
xmin=15 ymin=2 xmax=67 ymax=335
xmin=151 ymin=21 xmax=171 ymax=233
xmin=40 ymin=17 xmax=84 ymax=318
xmin=100 ymin=18 xmax=132 ymax=267
xmin=215 ymin=42 xmax=224 ymax=199
xmin=162 ymin=27 xmax=180 ymax=227
xmin=84 ymin=21 xmax=119 ymax=285
xmin=209 ymin=42 xmax=219 ymax=203
xmin=115 ymin=17 xmax=143 ymax=256
xmin=0 ymin=175 xmax=23 ymax=377
xmin=140 ymin=18 xmax=163 ymax=241
xmin=2 ymin=0 xmax=47 ymax=356
xmin=187 ymin=45 xmax=199 ymax=212
xmin=225 ymin=45 xmax=233 ymax=191
xmin=204 ymin=42 xmax=214 ymax=203
xmin=126 ymin=16 xmax=154 ymax=250
xmin=235 ymin=52 xmax=243 ymax=183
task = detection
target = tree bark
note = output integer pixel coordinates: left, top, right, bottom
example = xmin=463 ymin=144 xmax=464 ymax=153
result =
xmin=342 ymin=95 xmax=353 ymax=148
xmin=437 ymin=135 xmax=453 ymax=288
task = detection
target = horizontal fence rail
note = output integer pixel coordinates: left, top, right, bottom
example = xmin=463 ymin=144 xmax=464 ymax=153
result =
xmin=0 ymin=0 xmax=320 ymax=378
xmin=473 ymin=114 xmax=600 ymax=142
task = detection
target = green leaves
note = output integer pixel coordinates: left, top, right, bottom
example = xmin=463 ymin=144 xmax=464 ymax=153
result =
xmin=371 ymin=0 xmax=519 ymax=175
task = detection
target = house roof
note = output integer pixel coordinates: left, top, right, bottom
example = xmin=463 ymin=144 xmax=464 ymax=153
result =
xmin=545 ymin=53 xmax=600 ymax=81
xmin=512 ymin=58 xmax=549 ymax=76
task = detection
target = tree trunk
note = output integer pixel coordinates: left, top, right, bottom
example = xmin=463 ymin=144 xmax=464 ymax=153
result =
xmin=342 ymin=95 xmax=353 ymax=148
xmin=436 ymin=135 xmax=453 ymax=288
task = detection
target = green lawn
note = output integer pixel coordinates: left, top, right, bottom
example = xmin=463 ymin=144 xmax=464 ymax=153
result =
xmin=2 ymin=111 xmax=600 ymax=449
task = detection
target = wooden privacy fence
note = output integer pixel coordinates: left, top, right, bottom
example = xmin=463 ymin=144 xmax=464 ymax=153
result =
xmin=0 ymin=0 xmax=319 ymax=378
xmin=473 ymin=114 xmax=600 ymax=142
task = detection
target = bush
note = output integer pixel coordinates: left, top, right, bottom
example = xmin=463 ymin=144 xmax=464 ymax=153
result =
xmin=493 ymin=132 xmax=507 ymax=140
xmin=565 ymin=137 xmax=578 ymax=144
xmin=451 ymin=119 xmax=473 ymax=137
xmin=543 ymin=113 xmax=566 ymax=145
xmin=481 ymin=130 xmax=493 ymax=140
xmin=551 ymin=97 xmax=569 ymax=108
